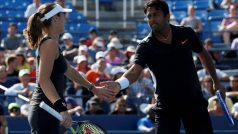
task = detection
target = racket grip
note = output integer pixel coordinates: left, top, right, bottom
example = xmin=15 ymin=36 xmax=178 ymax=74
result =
xmin=39 ymin=101 xmax=63 ymax=121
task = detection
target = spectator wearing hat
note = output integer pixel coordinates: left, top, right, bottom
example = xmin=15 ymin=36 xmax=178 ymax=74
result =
xmin=61 ymin=33 xmax=78 ymax=62
xmin=88 ymin=37 xmax=106 ymax=62
xmin=137 ymin=104 xmax=155 ymax=132
xmin=8 ymin=103 xmax=20 ymax=117
xmin=86 ymin=28 xmax=98 ymax=47
xmin=74 ymin=55 xmax=90 ymax=75
xmin=5 ymin=69 xmax=36 ymax=107
xmin=110 ymin=67 xmax=127 ymax=98
xmin=86 ymin=59 xmax=110 ymax=85
xmin=79 ymin=37 xmax=87 ymax=46
xmin=78 ymin=45 xmax=94 ymax=65
xmin=5 ymin=55 xmax=18 ymax=78
xmin=105 ymin=38 xmax=124 ymax=66
xmin=91 ymin=51 xmax=112 ymax=74
xmin=0 ymin=23 xmax=25 ymax=51
xmin=124 ymin=45 xmax=136 ymax=64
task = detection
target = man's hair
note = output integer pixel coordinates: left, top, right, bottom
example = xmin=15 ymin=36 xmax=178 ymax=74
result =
xmin=144 ymin=0 xmax=169 ymax=17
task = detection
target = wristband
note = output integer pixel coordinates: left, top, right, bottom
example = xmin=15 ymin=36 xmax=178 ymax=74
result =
xmin=53 ymin=99 xmax=67 ymax=113
xmin=115 ymin=77 xmax=129 ymax=90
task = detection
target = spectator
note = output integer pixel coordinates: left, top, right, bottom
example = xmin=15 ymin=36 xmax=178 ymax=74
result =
xmin=61 ymin=33 xmax=78 ymax=62
xmin=220 ymin=0 xmax=238 ymax=9
xmin=108 ymin=30 xmax=118 ymax=43
xmin=8 ymin=103 xmax=21 ymax=117
xmin=74 ymin=55 xmax=90 ymax=75
xmin=65 ymin=97 xmax=83 ymax=116
xmin=200 ymin=75 xmax=215 ymax=100
xmin=110 ymin=96 xmax=133 ymax=115
xmin=84 ymin=97 xmax=105 ymax=115
xmin=20 ymin=104 xmax=30 ymax=117
xmin=203 ymin=38 xmax=222 ymax=63
xmin=124 ymin=45 xmax=136 ymax=64
xmin=86 ymin=28 xmax=98 ymax=47
xmin=78 ymin=45 xmax=94 ymax=64
xmin=110 ymin=67 xmax=127 ymax=98
xmin=88 ymin=37 xmax=106 ymax=61
xmin=208 ymin=97 xmax=233 ymax=116
xmin=231 ymin=38 xmax=238 ymax=49
xmin=5 ymin=55 xmax=18 ymax=77
xmin=91 ymin=51 xmax=112 ymax=74
xmin=180 ymin=5 xmax=203 ymax=37
xmin=197 ymin=68 xmax=229 ymax=81
xmin=0 ymin=65 xmax=18 ymax=91
xmin=15 ymin=49 xmax=30 ymax=71
xmin=105 ymin=39 xmax=124 ymax=66
xmin=0 ymin=23 xmax=25 ymax=51
xmin=137 ymin=104 xmax=155 ymax=133
xmin=231 ymin=102 xmax=238 ymax=119
xmin=86 ymin=59 xmax=110 ymax=85
xmin=219 ymin=4 xmax=238 ymax=44
xmin=0 ymin=47 xmax=5 ymax=65
xmin=226 ymin=75 xmax=238 ymax=103
xmin=24 ymin=0 xmax=41 ymax=18
xmin=5 ymin=69 xmax=36 ymax=107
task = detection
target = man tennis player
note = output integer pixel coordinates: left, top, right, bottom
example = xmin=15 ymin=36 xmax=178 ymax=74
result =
xmin=102 ymin=0 xmax=225 ymax=133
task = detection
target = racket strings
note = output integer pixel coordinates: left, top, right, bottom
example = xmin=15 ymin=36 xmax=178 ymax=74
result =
xmin=76 ymin=122 xmax=105 ymax=134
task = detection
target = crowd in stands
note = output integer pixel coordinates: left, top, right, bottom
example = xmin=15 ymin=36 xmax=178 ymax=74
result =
xmin=0 ymin=0 xmax=238 ymax=133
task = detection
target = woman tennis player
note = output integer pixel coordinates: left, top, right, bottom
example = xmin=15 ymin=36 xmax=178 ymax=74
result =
xmin=23 ymin=3 xmax=116 ymax=134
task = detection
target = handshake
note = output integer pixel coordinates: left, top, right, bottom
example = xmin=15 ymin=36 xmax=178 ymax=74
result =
xmin=91 ymin=81 xmax=121 ymax=102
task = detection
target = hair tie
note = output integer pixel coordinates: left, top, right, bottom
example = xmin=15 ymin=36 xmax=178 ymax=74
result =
xmin=35 ymin=12 xmax=41 ymax=18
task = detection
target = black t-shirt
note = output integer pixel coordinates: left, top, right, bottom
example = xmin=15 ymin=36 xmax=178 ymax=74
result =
xmin=134 ymin=25 xmax=204 ymax=107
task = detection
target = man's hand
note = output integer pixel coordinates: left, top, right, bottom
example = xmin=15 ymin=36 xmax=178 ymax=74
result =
xmin=91 ymin=84 xmax=118 ymax=102
xmin=60 ymin=111 xmax=72 ymax=128
xmin=213 ymin=82 xmax=226 ymax=99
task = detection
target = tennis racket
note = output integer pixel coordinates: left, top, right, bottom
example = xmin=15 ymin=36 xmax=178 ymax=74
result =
xmin=216 ymin=90 xmax=235 ymax=126
xmin=0 ymin=84 xmax=30 ymax=102
xmin=39 ymin=101 xmax=107 ymax=134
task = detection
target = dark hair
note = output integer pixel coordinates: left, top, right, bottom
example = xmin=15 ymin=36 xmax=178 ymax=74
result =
xmin=9 ymin=22 xmax=17 ymax=29
xmin=144 ymin=0 xmax=169 ymax=17
xmin=23 ymin=3 xmax=57 ymax=49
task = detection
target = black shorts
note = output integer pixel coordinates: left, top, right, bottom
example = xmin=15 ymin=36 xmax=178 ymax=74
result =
xmin=152 ymin=98 xmax=213 ymax=134
xmin=28 ymin=105 xmax=60 ymax=134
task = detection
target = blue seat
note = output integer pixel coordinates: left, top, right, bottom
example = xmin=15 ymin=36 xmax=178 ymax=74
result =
xmin=193 ymin=0 xmax=209 ymax=10
xmin=208 ymin=10 xmax=228 ymax=20
xmin=172 ymin=1 xmax=193 ymax=11
xmin=196 ymin=10 xmax=208 ymax=21
xmin=173 ymin=11 xmax=187 ymax=22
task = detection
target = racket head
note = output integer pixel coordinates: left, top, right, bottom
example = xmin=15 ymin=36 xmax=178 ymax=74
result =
xmin=215 ymin=90 xmax=235 ymax=126
xmin=73 ymin=120 xmax=107 ymax=134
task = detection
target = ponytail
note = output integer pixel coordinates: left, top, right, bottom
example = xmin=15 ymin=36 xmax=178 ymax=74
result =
xmin=23 ymin=3 xmax=55 ymax=49
xmin=23 ymin=13 xmax=43 ymax=49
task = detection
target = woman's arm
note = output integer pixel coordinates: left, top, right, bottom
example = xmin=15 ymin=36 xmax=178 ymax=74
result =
xmin=38 ymin=39 xmax=61 ymax=104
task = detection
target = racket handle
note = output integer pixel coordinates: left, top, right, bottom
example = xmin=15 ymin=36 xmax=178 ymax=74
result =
xmin=39 ymin=101 xmax=63 ymax=121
